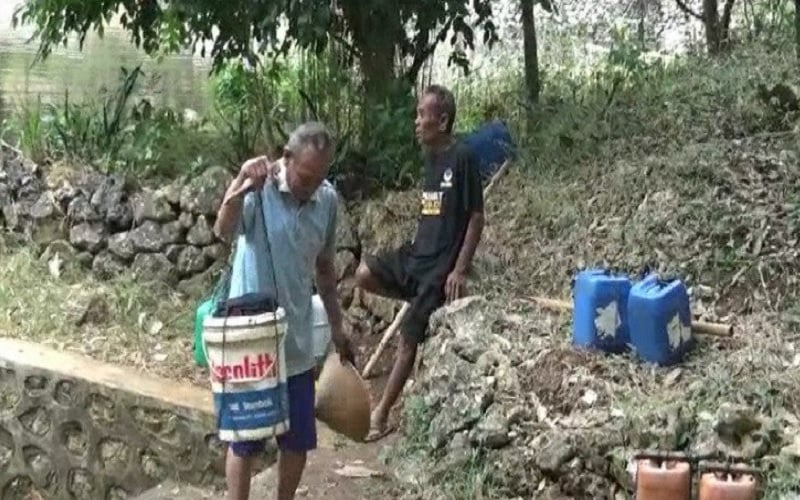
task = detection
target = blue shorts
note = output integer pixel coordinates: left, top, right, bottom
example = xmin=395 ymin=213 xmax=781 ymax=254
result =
xmin=229 ymin=369 xmax=317 ymax=456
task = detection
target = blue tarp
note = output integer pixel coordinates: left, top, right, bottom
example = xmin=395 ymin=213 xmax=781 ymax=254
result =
xmin=462 ymin=119 xmax=516 ymax=182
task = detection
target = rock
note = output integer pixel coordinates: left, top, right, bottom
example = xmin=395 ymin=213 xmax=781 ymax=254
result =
xmin=52 ymin=181 xmax=79 ymax=209
xmin=163 ymin=220 xmax=187 ymax=245
xmin=335 ymin=250 xmax=357 ymax=282
xmin=535 ymin=435 xmax=575 ymax=474
xmin=92 ymin=251 xmax=127 ymax=279
xmin=91 ymin=174 xmax=132 ymax=230
xmin=129 ymin=221 xmax=172 ymax=253
xmin=161 ymin=179 xmax=184 ymax=205
xmin=187 ymin=215 xmax=216 ymax=246
xmin=67 ymin=293 xmax=109 ymax=326
xmin=107 ymin=232 xmax=136 ymax=261
xmin=165 ymin=244 xmax=185 ymax=263
xmin=40 ymin=240 xmax=77 ymax=264
xmin=470 ymin=404 xmax=511 ymax=449
xmin=362 ymin=294 xmax=400 ymax=323
xmin=17 ymin=174 xmax=44 ymax=200
xmin=132 ymin=253 xmax=178 ymax=284
xmin=0 ymin=150 xmax=29 ymax=189
xmin=0 ymin=183 xmax=11 ymax=211
xmin=335 ymin=199 xmax=358 ymax=250
xmin=69 ymin=223 xmax=106 ymax=253
xmin=428 ymin=390 xmax=491 ymax=450
xmin=76 ymin=251 xmax=94 ymax=268
xmin=67 ymin=196 xmax=101 ymax=223
xmin=177 ymin=246 xmax=209 ymax=275
xmin=29 ymin=192 xmax=59 ymax=220
xmin=179 ymin=166 xmax=231 ymax=216
xmin=107 ymin=200 xmax=134 ymax=231
xmin=178 ymin=211 xmax=195 ymax=229
xmin=714 ymin=403 xmax=762 ymax=445
xmin=203 ymin=243 xmax=226 ymax=262
xmin=29 ymin=192 xmax=65 ymax=245
xmin=177 ymin=262 xmax=225 ymax=297
xmin=132 ymin=188 xmax=177 ymax=222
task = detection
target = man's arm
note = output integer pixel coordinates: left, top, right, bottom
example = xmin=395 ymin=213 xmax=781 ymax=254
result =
xmin=454 ymin=148 xmax=485 ymax=274
xmin=315 ymin=194 xmax=354 ymax=364
xmin=453 ymin=210 xmax=485 ymax=275
xmin=214 ymin=156 xmax=276 ymax=242
xmin=213 ymin=176 xmax=249 ymax=242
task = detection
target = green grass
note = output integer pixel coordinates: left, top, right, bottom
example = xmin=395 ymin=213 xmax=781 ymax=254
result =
xmin=0 ymin=238 xmax=202 ymax=384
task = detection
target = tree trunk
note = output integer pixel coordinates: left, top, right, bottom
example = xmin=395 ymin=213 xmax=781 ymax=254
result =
xmin=521 ymin=0 xmax=539 ymax=111
xmin=340 ymin=1 xmax=405 ymax=143
xmin=795 ymin=0 xmax=800 ymax=61
xmin=701 ymin=0 xmax=735 ymax=54
xmin=703 ymin=0 xmax=723 ymax=53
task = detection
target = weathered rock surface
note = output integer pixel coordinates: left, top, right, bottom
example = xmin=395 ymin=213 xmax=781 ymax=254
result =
xmin=0 ymin=153 xmax=233 ymax=284
xmin=386 ymin=294 xmax=800 ymax=500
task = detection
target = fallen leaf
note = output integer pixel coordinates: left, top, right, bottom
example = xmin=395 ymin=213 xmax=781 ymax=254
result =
xmin=663 ymin=368 xmax=683 ymax=387
xmin=333 ymin=464 xmax=384 ymax=479
xmin=581 ymin=389 xmax=598 ymax=406
xmin=149 ymin=320 xmax=164 ymax=336
xmin=48 ymin=254 xmax=62 ymax=278
xmin=536 ymin=405 xmax=548 ymax=422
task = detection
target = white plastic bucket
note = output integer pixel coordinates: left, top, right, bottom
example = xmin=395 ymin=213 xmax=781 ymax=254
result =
xmin=203 ymin=309 xmax=290 ymax=442
xmin=312 ymin=294 xmax=331 ymax=364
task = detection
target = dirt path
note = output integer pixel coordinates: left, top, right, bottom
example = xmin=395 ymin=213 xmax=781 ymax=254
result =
xmin=249 ymin=423 xmax=398 ymax=499
xmin=252 ymin=340 xmax=404 ymax=499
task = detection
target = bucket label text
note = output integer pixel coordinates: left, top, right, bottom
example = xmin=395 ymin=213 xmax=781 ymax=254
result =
xmin=211 ymin=353 xmax=277 ymax=382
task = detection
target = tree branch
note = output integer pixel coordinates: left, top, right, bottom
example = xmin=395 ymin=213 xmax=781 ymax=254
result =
xmin=674 ymin=0 xmax=704 ymax=20
xmin=404 ymin=18 xmax=454 ymax=84
xmin=721 ymin=0 xmax=736 ymax=37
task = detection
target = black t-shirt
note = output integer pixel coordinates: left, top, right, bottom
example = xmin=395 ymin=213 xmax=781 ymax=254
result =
xmin=408 ymin=141 xmax=484 ymax=281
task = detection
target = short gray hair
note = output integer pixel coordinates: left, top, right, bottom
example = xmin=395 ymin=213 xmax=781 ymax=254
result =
xmin=286 ymin=121 xmax=334 ymax=156
xmin=423 ymin=85 xmax=456 ymax=133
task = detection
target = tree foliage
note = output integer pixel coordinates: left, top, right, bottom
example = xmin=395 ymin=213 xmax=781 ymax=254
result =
xmin=13 ymin=0 xmax=498 ymax=86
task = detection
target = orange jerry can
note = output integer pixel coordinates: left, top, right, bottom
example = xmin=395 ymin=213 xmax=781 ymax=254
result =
xmin=698 ymin=464 xmax=758 ymax=500
xmin=635 ymin=459 xmax=691 ymax=500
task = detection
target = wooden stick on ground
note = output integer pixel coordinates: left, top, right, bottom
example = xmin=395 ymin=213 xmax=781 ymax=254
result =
xmin=361 ymin=159 xmax=513 ymax=379
xmin=525 ymin=296 xmax=734 ymax=337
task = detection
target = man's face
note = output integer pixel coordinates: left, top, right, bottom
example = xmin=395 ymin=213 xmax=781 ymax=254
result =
xmin=415 ymin=93 xmax=447 ymax=146
xmin=284 ymin=147 xmax=332 ymax=202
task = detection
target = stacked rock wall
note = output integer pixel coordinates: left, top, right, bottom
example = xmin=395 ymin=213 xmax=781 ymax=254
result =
xmin=0 ymin=144 xmax=232 ymax=293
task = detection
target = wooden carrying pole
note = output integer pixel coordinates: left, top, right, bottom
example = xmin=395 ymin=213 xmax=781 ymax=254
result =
xmin=361 ymin=159 xmax=513 ymax=379
xmin=525 ymin=296 xmax=734 ymax=337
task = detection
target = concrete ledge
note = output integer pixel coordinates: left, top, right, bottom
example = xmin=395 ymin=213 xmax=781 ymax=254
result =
xmin=0 ymin=338 xmax=231 ymax=499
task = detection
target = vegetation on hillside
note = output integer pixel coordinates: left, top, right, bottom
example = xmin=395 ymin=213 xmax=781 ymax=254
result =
xmin=2 ymin=0 xmax=800 ymax=497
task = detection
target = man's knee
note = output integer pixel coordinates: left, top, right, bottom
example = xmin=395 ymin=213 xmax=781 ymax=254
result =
xmin=355 ymin=261 xmax=377 ymax=291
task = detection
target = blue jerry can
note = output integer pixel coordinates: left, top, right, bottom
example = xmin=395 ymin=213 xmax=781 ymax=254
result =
xmin=628 ymin=274 xmax=694 ymax=366
xmin=572 ymin=269 xmax=633 ymax=354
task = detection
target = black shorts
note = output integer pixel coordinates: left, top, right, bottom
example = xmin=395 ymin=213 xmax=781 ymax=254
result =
xmin=364 ymin=245 xmax=446 ymax=344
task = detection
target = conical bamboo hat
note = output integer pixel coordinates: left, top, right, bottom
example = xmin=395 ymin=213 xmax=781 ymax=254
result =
xmin=315 ymin=353 xmax=371 ymax=442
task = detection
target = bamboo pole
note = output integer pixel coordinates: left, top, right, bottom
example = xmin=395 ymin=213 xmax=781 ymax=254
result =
xmin=361 ymin=159 xmax=513 ymax=379
xmin=524 ymin=296 xmax=734 ymax=337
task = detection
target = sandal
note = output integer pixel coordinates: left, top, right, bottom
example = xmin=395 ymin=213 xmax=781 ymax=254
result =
xmin=365 ymin=422 xmax=395 ymax=443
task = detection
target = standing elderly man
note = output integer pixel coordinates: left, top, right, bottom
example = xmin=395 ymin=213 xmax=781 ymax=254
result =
xmin=214 ymin=121 xmax=354 ymax=500
xmin=355 ymin=84 xmax=485 ymax=441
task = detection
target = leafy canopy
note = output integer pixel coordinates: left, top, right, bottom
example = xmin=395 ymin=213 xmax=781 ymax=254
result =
xmin=14 ymin=0 xmax=499 ymax=79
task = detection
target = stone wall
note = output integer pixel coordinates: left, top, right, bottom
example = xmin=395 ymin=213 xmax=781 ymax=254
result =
xmin=0 ymin=143 xmax=233 ymax=293
xmin=0 ymin=338 xmax=241 ymax=500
